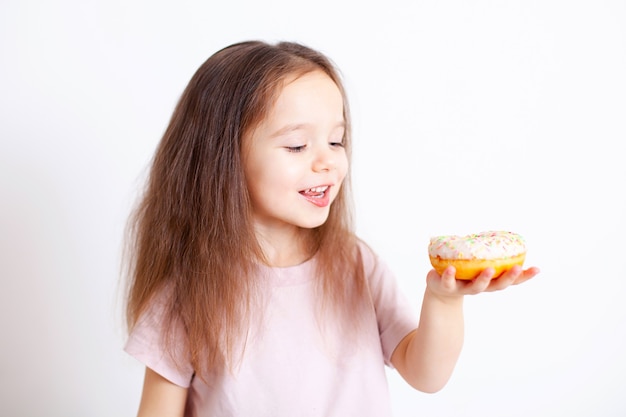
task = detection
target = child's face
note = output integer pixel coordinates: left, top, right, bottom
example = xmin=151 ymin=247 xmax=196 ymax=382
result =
xmin=244 ymin=70 xmax=348 ymax=234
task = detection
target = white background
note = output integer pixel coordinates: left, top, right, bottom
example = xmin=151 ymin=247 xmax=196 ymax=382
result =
xmin=1 ymin=0 xmax=625 ymax=416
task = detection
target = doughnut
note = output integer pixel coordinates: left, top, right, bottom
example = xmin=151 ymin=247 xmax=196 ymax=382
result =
xmin=428 ymin=231 xmax=526 ymax=280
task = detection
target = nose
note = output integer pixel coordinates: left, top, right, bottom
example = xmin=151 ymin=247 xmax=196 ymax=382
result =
xmin=311 ymin=145 xmax=336 ymax=173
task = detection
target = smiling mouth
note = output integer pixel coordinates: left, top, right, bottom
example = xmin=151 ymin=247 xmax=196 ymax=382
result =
xmin=299 ymin=186 xmax=329 ymax=198
xmin=299 ymin=185 xmax=332 ymax=207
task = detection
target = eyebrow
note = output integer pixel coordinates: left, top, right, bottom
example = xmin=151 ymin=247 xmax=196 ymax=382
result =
xmin=270 ymin=121 xmax=346 ymax=138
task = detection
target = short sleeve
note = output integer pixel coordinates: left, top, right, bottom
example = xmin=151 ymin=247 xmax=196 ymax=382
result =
xmin=124 ymin=291 xmax=194 ymax=388
xmin=360 ymin=242 xmax=419 ymax=367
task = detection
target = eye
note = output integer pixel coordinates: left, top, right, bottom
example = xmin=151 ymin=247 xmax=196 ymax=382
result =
xmin=286 ymin=145 xmax=306 ymax=153
xmin=330 ymin=140 xmax=345 ymax=148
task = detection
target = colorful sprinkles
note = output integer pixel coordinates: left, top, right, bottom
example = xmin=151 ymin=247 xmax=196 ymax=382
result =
xmin=428 ymin=231 xmax=526 ymax=260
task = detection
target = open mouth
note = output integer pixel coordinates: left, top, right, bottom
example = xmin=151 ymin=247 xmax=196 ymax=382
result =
xmin=299 ymin=185 xmax=329 ymax=198
xmin=299 ymin=185 xmax=331 ymax=207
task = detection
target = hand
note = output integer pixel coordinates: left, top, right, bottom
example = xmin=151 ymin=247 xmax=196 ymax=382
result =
xmin=426 ymin=264 xmax=540 ymax=300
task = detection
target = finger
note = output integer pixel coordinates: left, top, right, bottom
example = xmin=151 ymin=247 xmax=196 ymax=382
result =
xmin=511 ymin=266 xmax=541 ymax=286
xmin=440 ymin=266 xmax=457 ymax=291
xmin=486 ymin=265 xmax=522 ymax=292
xmin=466 ymin=267 xmax=495 ymax=294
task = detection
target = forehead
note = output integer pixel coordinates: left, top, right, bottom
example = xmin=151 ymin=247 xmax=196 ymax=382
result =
xmin=265 ymin=70 xmax=345 ymax=129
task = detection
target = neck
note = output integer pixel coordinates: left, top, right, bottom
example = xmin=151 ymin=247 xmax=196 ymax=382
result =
xmin=255 ymin=225 xmax=313 ymax=267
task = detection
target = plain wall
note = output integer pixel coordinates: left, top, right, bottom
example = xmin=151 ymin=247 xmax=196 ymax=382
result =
xmin=1 ymin=0 xmax=625 ymax=416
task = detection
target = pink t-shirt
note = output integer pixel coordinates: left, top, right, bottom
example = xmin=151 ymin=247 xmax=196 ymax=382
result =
xmin=125 ymin=244 xmax=418 ymax=416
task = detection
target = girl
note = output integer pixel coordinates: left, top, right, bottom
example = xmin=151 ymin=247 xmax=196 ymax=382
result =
xmin=123 ymin=40 xmax=539 ymax=417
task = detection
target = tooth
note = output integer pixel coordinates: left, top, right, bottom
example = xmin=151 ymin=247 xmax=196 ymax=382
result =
xmin=303 ymin=186 xmax=328 ymax=194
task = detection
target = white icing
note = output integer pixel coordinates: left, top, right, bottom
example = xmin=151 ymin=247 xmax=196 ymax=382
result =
xmin=428 ymin=231 xmax=526 ymax=260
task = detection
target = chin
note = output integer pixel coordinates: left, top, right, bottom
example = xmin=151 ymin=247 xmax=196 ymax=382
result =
xmin=297 ymin=214 xmax=330 ymax=229
xmin=299 ymin=220 xmax=328 ymax=230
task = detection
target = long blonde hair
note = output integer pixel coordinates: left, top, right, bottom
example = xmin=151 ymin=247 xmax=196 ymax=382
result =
xmin=124 ymin=40 xmax=368 ymax=377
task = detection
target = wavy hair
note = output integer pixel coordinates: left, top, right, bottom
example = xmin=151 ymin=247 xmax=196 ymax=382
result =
xmin=124 ymin=40 xmax=367 ymax=377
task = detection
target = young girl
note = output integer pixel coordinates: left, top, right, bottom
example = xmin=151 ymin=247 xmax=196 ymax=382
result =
xmin=123 ymin=40 xmax=539 ymax=417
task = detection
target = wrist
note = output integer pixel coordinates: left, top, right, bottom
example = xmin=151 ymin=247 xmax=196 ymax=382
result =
xmin=425 ymin=286 xmax=465 ymax=307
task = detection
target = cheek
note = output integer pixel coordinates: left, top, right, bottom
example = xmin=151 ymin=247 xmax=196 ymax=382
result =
xmin=338 ymin=155 xmax=349 ymax=181
xmin=248 ymin=156 xmax=298 ymax=195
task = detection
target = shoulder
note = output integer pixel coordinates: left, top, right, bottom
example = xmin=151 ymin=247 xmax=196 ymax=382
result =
xmin=125 ymin=284 xmax=194 ymax=388
xmin=355 ymin=238 xmax=400 ymax=297
xmin=356 ymin=238 xmax=389 ymax=277
xmin=132 ymin=283 xmax=175 ymax=331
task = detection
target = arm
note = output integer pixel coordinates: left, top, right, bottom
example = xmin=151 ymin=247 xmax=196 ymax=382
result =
xmin=136 ymin=367 xmax=188 ymax=417
xmin=391 ymin=264 xmax=539 ymax=393
xmin=390 ymin=282 xmax=464 ymax=393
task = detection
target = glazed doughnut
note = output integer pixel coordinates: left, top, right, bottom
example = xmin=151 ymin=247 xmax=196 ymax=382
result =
xmin=428 ymin=231 xmax=526 ymax=280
